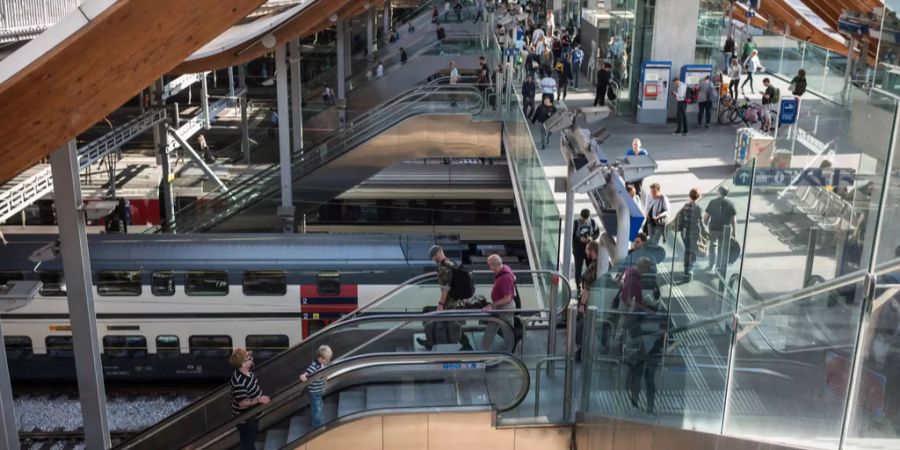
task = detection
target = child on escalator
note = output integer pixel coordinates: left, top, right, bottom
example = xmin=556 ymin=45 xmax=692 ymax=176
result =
xmin=300 ymin=345 xmax=333 ymax=429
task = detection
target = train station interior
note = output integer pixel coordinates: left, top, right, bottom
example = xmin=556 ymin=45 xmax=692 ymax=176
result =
xmin=0 ymin=0 xmax=898 ymax=449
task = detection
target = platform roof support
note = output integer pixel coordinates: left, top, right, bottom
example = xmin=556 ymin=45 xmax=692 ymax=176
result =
xmin=366 ymin=6 xmax=376 ymax=61
xmin=383 ymin=0 xmax=391 ymax=38
xmin=336 ymin=18 xmax=347 ymax=100
xmin=49 ymin=140 xmax=110 ymax=449
xmin=166 ymin=126 xmax=228 ymax=192
xmin=276 ymin=43 xmax=295 ymax=233
xmin=238 ymin=65 xmax=251 ymax=164
xmin=289 ymin=39 xmax=304 ymax=154
xmin=154 ymin=81 xmax=175 ymax=228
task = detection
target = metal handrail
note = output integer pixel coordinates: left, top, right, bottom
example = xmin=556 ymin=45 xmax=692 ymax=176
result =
xmin=186 ymin=352 xmax=531 ymax=450
xmin=533 ymin=356 xmax=566 ymax=416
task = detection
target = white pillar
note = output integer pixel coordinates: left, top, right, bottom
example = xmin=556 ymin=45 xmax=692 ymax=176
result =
xmin=290 ymin=40 xmax=304 ymax=153
xmin=50 ymin=141 xmax=111 ymax=449
xmin=337 ymin=19 xmax=347 ymax=100
xmin=200 ymin=73 xmax=210 ymax=128
xmin=238 ymin=65 xmax=250 ymax=163
xmin=367 ymin=7 xmax=376 ymax=61
xmin=276 ymin=44 xmax=294 ymax=231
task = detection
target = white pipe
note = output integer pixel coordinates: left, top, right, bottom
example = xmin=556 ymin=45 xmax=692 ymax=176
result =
xmin=608 ymin=180 xmax=631 ymax=263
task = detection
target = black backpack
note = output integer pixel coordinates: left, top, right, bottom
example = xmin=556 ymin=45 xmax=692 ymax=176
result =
xmin=449 ymin=264 xmax=476 ymax=299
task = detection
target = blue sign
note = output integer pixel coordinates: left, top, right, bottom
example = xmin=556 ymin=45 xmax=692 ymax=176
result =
xmin=442 ymin=362 xmax=479 ymax=370
xmin=734 ymin=168 xmax=855 ymax=187
xmin=779 ymin=98 xmax=799 ymax=125
xmin=504 ymin=48 xmax=521 ymax=57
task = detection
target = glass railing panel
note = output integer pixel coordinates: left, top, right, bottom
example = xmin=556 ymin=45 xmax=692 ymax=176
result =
xmin=723 ymin=275 xmax=869 ymax=449
xmin=843 ymin=258 xmax=900 ymax=450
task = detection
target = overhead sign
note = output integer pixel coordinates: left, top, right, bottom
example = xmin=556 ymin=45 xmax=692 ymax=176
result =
xmin=779 ymin=98 xmax=799 ymax=125
xmin=734 ymin=168 xmax=855 ymax=187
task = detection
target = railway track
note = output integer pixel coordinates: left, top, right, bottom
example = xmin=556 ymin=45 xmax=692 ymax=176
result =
xmin=19 ymin=430 xmax=134 ymax=449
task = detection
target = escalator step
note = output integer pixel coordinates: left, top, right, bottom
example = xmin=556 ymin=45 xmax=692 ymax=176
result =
xmin=337 ymin=390 xmax=366 ymax=418
xmin=417 ymin=381 xmax=456 ymax=405
xmin=365 ymin=384 xmax=399 ymax=409
xmin=323 ymin=395 xmax=339 ymax=422
xmin=287 ymin=415 xmax=309 ymax=442
xmin=262 ymin=428 xmax=288 ymax=450
xmin=455 ymin=378 xmax=490 ymax=406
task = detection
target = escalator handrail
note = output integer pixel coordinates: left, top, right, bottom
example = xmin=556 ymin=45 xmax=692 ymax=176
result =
xmin=189 ymin=351 xmax=531 ymax=450
xmin=154 ymin=84 xmax=485 ymax=232
xmin=113 ymin=310 xmax=525 ymax=450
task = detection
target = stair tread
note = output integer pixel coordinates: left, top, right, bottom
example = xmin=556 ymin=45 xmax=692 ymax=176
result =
xmin=262 ymin=428 xmax=288 ymax=450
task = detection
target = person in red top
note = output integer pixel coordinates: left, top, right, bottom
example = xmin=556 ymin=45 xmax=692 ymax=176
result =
xmin=481 ymin=254 xmax=517 ymax=350
xmin=620 ymin=257 xmax=651 ymax=309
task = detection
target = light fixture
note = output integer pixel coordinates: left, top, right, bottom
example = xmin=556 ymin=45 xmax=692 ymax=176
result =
xmin=329 ymin=14 xmax=339 ymax=23
xmin=261 ymin=34 xmax=277 ymax=49
xmin=364 ymin=2 xmax=371 ymax=10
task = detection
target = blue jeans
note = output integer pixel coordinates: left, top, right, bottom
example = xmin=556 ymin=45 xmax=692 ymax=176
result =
xmin=573 ymin=61 xmax=582 ymax=88
xmin=310 ymin=392 xmax=323 ymax=428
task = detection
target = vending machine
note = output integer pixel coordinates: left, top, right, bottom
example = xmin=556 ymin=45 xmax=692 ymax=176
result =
xmin=637 ymin=61 xmax=672 ymax=124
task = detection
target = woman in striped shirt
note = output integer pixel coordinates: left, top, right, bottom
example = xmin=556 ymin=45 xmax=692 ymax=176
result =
xmin=300 ymin=345 xmax=334 ymax=429
xmin=229 ymin=348 xmax=270 ymax=450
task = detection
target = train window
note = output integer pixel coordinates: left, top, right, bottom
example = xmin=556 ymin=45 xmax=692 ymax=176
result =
xmin=243 ymin=271 xmax=287 ymax=296
xmin=185 ymin=271 xmax=229 ymax=296
xmin=0 ymin=272 xmax=24 ymax=286
xmin=98 ymin=271 xmax=142 ymax=296
xmin=156 ymin=335 xmax=180 ymax=358
xmin=103 ymin=335 xmax=148 ymax=358
xmin=4 ymin=336 xmax=32 ymax=359
xmin=246 ymin=335 xmax=289 ymax=359
xmin=46 ymin=336 xmax=74 ymax=358
xmin=151 ymin=271 xmax=176 ymax=296
xmin=39 ymin=272 xmax=66 ymax=297
xmin=189 ymin=335 xmax=232 ymax=358
xmin=317 ymin=272 xmax=340 ymax=296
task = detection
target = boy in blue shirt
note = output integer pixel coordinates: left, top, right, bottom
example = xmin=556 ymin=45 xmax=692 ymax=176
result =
xmin=300 ymin=345 xmax=333 ymax=429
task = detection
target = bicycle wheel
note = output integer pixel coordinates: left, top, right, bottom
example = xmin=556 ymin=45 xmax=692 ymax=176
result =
xmin=729 ymin=108 xmax=742 ymax=124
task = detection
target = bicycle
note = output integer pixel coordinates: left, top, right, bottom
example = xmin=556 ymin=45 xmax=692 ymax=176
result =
xmin=718 ymin=96 xmax=777 ymax=132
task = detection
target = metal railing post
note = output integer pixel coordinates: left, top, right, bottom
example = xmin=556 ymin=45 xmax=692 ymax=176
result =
xmin=563 ymin=299 xmax=578 ymax=422
xmin=547 ymin=273 xmax=559 ymax=356
xmin=579 ymin=305 xmax=597 ymax=412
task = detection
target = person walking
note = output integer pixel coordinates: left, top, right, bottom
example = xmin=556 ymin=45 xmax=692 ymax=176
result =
xmin=760 ymin=77 xmax=777 ymax=132
xmin=742 ymin=49 xmax=763 ymax=94
xmin=625 ymin=138 xmax=649 ymax=195
xmin=400 ymin=47 xmax=408 ymax=64
xmin=432 ymin=4 xmax=439 ymax=23
xmin=556 ymin=54 xmax=573 ymax=101
xmin=481 ymin=254 xmax=517 ymax=350
xmin=572 ymin=208 xmax=600 ymax=298
xmin=594 ymin=63 xmax=611 ymax=106
xmin=453 ymin=1 xmax=463 ymax=23
xmin=741 ymin=36 xmax=757 ymax=63
xmin=539 ymin=68 xmax=557 ymax=102
xmin=727 ymin=57 xmax=742 ymax=100
xmin=531 ymin=97 xmax=557 ymax=149
xmin=790 ymin=69 xmax=807 ymax=97
xmin=723 ymin=34 xmax=736 ymax=69
xmin=697 ymin=75 xmax=714 ymax=128
xmin=672 ymin=77 xmax=688 ymax=136
xmin=522 ymin=73 xmax=537 ymax=117
xmin=703 ymin=186 xmax=737 ymax=273
xmin=322 ymin=83 xmax=335 ymax=106
xmin=473 ymin=0 xmax=485 ymax=23
xmin=676 ymin=188 xmax=706 ymax=282
xmin=645 ymin=183 xmax=670 ymax=245
xmin=299 ymin=345 xmax=333 ymax=429
xmin=572 ymin=43 xmax=584 ymax=88
xmin=436 ymin=22 xmax=447 ymax=44
xmin=229 ymin=348 xmax=270 ymax=450
xmin=375 ymin=61 xmax=384 ymax=79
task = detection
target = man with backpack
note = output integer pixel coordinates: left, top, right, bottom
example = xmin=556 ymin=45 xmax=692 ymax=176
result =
xmin=481 ymin=254 xmax=518 ymax=350
xmin=761 ymin=78 xmax=778 ymax=132
xmin=416 ymin=245 xmax=475 ymax=350
xmin=572 ymin=209 xmax=600 ymax=298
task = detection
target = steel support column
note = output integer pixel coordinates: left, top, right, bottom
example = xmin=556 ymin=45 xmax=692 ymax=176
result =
xmin=200 ymin=73 xmax=210 ymax=128
xmin=153 ymin=81 xmax=175 ymax=229
xmin=337 ymin=19 xmax=347 ymax=100
xmin=561 ymin=161 xmax=575 ymax=284
xmin=227 ymin=66 xmax=235 ymax=97
xmin=276 ymin=44 xmax=295 ymax=232
xmin=367 ymin=6 xmax=376 ymax=61
xmin=383 ymin=0 xmax=391 ymax=39
xmin=49 ymin=140 xmax=111 ymax=449
xmin=289 ymin=39 xmax=304 ymax=154
xmin=238 ymin=65 xmax=251 ymax=163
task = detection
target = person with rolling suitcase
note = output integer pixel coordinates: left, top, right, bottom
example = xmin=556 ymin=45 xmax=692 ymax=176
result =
xmin=417 ymin=245 xmax=475 ymax=350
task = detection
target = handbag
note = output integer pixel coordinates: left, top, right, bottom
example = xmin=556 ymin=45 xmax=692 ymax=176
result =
xmin=696 ymin=230 xmax=709 ymax=257
xmin=607 ymin=85 xmax=617 ymax=101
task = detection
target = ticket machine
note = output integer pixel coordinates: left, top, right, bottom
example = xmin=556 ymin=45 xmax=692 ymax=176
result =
xmin=680 ymin=64 xmax=714 ymax=120
xmin=637 ymin=61 xmax=672 ymax=124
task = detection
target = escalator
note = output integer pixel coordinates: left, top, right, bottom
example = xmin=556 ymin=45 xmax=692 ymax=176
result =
xmin=115 ymin=269 xmax=571 ymax=450
xmin=153 ymin=84 xmax=498 ymax=233
xmin=170 ymin=352 xmax=528 ymax=450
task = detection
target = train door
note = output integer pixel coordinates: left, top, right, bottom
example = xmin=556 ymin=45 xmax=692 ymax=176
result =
xmin=299 ymin=271 xmax=358 ymax=338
